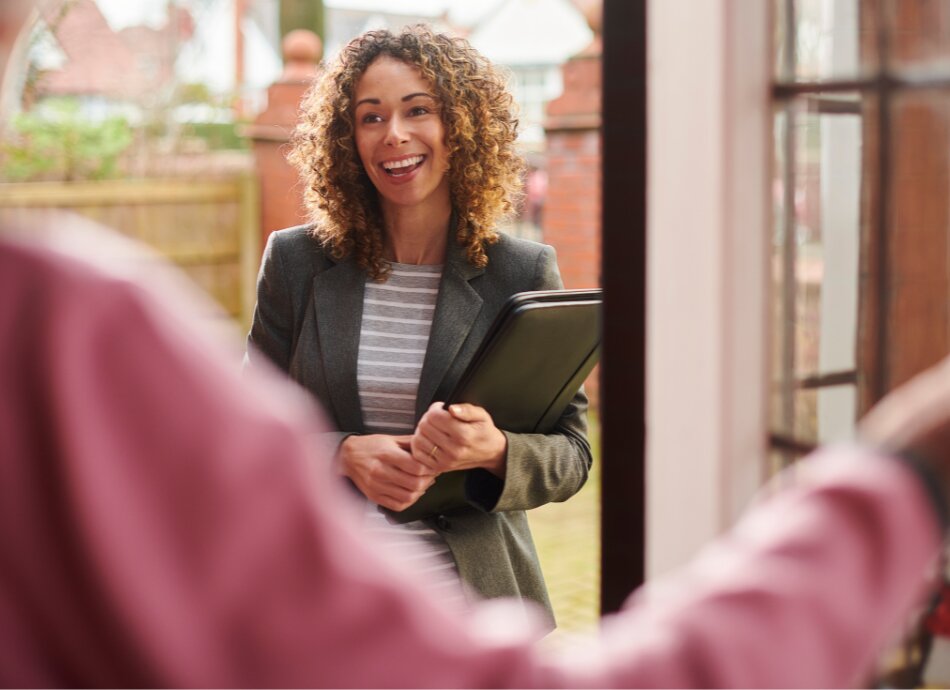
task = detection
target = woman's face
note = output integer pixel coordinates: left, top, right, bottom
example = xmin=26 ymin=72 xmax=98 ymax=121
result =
xmin=353 ymin=56 xmax=451 ymax=215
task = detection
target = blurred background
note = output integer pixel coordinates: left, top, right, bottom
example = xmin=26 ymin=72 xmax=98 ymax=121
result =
xmin=0 ymin=0 xmax=601 ymax=322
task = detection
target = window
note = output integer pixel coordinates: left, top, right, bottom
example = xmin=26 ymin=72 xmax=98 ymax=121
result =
xmin=508 ymin=65 xmax=563 ymax=146
xmin=770 ymin=0 xmax=950 ymax=472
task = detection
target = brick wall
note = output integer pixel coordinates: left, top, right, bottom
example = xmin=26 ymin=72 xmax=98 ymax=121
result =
xmin=856 ymin=1 xmax=950 ymax=412
xmin=543 ymin=128 xmax=601 ymax=288
xmin=543 ymin=42 xmax=602 ymax=407
xmin=543 ymin=47 xmax=602 ymax=289
xmin=245 ymin=31 xmax=321 ymax=251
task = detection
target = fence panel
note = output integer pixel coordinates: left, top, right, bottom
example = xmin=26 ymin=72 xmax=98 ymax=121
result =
xmin=0 ymin=176 xmax=260 ymax=328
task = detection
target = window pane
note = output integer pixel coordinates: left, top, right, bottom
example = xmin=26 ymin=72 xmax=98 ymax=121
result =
xmin=886 ymin=0 xmax=950 ymax=71
xmin=774 ymin=0 xmax=874 ymax=82
xmin=771 ymin=94 xmax=862 ymax=446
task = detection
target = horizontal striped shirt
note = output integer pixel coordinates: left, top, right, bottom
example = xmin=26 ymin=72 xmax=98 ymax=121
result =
xmin=356 ymin=262 xmax=466 ymax=608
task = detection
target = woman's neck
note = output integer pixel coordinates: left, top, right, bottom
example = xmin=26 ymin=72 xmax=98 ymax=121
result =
xmin=382 ymin=203 xmax=451 ymax=265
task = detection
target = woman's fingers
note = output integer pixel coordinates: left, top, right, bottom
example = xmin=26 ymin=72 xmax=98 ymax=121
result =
xmin=420 ymin=402 xmax=480 ymax=435
xmin=362 ymin=460 xmax=434 ymax=510
xmin=384 ymin=444 xmax=434 ymax=477
xmin=411 ymin=402 xmax=505 ymax=474
xmin=446 ymin=402 xmax=490 ymax=423
xmin=411 ymin=425 xmax=454 ymax=469
xmin=373 ymin=478 xmax=433 ymax=512
xmin=375 ymin=487 xmax=429 ymax=512
xmin=371 ymin=455 xmax=433 ymax=490
xmin=338 ymin=434 xmax=435 ymax=509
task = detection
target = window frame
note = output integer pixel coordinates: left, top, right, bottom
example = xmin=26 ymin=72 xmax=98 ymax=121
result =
xmin=769 ymin=0 xmax=950 ymax=462
xmin=600 ymin=0 xmax=771 ymax=606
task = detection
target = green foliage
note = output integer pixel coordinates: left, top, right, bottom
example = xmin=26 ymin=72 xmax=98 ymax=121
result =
xmin=176 ymin=82 xmax=215 ymax=106
xmin=170 ymin=83 xmax=246 ymax=151
xmin=180 ymin=122 xmax=248 ymax=151
xmin=0 ymin=99 xmax=133 ymax=182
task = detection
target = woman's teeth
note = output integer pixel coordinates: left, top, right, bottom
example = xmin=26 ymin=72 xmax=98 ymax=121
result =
xmin=382 ymin=155 xmax=425 ymax=176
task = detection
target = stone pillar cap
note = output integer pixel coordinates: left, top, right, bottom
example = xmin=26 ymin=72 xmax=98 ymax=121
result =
xmin=281 ymin=29 xmax=322 ymax=82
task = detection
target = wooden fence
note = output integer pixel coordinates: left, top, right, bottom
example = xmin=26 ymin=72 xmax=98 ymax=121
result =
xmin=0 ymin=175 xmax=260 ymax=328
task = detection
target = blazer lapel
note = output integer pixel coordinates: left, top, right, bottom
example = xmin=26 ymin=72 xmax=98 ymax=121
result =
xmin=313 ymin=258 xmax=365 ymax=431
xmin=415 ymin=239 xmax=485 ymax=417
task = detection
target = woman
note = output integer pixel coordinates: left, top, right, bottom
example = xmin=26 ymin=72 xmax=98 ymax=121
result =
xmin=246 ymin=25 xmax=591 ymax=629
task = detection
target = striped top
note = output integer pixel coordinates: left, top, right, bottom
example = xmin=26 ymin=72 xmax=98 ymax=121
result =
xmin=356 ymin=262 xmax=467 ymax=608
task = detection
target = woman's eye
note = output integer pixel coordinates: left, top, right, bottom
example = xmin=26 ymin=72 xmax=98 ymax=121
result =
xmin=408 ymin=106 xmax=429 ymax=116
xmin=361 ymin=113 xmax=382 ymax=124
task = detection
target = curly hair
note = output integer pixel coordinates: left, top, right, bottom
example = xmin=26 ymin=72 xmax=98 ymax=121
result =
xmin=288 ymin=25 xmax=525 ymax=280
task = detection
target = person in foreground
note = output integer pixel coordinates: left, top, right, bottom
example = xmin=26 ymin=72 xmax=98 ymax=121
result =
xmin=3 ymin=211 xmax=946 ymax=689
xmin=1 ymin=6 xmax=947 ymax=689
xmin=245 ymin=26 xmax=591 ymax=623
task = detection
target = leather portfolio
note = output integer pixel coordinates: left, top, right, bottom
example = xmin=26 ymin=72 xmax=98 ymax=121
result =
xmin=388 ymin=288 xmax=602 ymax=523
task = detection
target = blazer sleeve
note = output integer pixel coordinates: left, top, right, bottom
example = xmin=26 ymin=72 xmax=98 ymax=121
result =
xmin=245 ymin=231 xmax=294 ymax=373
xmin=467 ymin=244 xmax=593 ymax=513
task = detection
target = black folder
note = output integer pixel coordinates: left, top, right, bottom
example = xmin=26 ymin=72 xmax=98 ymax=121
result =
xmin=388 ymin=288 xmax=602 ymax=523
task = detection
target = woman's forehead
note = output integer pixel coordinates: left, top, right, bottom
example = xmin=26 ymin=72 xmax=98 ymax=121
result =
xmin=354 ymin=56 xmax=436 ymax=100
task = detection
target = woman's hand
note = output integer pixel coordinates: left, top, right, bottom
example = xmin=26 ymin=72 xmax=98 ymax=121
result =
xmin=337 ymin=434 xmax=436 ymax=511
xmin=411 ymin=402 xmax=508 ymax=477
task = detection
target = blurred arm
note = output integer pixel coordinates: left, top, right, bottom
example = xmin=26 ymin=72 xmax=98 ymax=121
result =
xmin=0 ymin=237 xmax=941 ymax=688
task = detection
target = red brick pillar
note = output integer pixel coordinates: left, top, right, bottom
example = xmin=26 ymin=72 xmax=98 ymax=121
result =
xmin=544 ymin=4 xmax=602 ymax=404
xmin=543 ymin=4 xmax=601 ymax=290
xmin=245 ymin=30 xmax=321 ymax=250
xmin=856 ymin=1 xmax=950 ymax=412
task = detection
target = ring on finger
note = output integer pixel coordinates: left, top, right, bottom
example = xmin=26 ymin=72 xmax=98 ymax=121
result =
xmin=429 ymin=443 xmax=440 ymax=460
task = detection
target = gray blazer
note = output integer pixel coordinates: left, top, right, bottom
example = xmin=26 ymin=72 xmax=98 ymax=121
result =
xmin=246 ymin=225 xmax=592 ymax=627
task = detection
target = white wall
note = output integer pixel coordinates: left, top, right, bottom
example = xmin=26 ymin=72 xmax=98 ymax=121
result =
xmin=817 ymin=0 xmax=859 ymax=442
xmin=647 ymin=0 xmax=770 ymax=577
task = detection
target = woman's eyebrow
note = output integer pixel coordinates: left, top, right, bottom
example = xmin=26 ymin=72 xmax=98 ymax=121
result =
xmin=355 ymin=92 xmax=436 ymax=108
xmin=402 ymin=92 xmax=436 ymax=102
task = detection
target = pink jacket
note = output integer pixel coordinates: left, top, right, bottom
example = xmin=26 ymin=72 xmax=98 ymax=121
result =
xmin=0 ymin=231 xmax=940 ymax=687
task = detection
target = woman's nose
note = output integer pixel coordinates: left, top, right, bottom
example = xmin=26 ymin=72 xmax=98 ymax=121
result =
xmin=384 ymin=117 xmax=409 ymax=146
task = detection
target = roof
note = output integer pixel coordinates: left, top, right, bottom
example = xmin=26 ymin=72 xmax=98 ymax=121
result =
xmin=466 ymin=0 xmax=592 ymax=66
xmin=37 ymin=0 xmax=138 ymax=98
xmin=34 ymin=0 xmax=192 ymax=101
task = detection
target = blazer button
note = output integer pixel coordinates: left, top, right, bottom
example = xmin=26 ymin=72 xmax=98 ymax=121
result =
xmin=435 ymin=514 xmax=452 ymax=532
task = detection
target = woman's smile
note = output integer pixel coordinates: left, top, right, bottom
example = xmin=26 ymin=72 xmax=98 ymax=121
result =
xmin=381 ymin=154 xmax=426 ymax=177
xmin=378 ymin=154 xmax=429 ymax=185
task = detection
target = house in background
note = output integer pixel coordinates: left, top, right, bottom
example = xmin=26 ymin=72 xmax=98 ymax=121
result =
xmin=319 ymin=0 xmax=591 ymax=149
xmin=464 ymin=0 xmax=591 ymax=148
xmin=322 ymin=4 xmax=450 ymax=57
xmin=23 ymin=0 xmax=589 ymax=144
xmin=175 ymin=0 xmax=591 ymax=146
xmin=26 ymin=0 xmax=194 ymax=119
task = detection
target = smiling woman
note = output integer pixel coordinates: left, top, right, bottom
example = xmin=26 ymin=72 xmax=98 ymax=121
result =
xmin=289 ymin=25 xmax=524 ymax=279
xmin=352 ymin=56 xmax=451 ymax=249
xmin=245 ymin=24 xmax=592 ymax=630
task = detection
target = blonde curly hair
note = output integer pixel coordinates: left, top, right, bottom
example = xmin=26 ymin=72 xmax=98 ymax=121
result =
xmin=288 ymin=25 xmax=525 ymax=280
